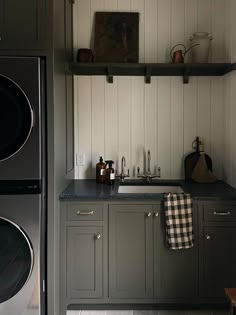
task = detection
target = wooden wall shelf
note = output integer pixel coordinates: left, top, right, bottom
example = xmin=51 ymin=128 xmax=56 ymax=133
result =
xmin=67 ymin=62 xmax=236 ymax=84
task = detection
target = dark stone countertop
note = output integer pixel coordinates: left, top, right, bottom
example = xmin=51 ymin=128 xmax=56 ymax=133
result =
xmin=60 ymin=179 xmax=236 ymax=201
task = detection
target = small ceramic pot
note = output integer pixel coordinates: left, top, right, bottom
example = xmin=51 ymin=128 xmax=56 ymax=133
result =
xmin=189 ymin=32 xmax=213 ymax=63
xmin=77 ymin=49 xmax=94 ymax=62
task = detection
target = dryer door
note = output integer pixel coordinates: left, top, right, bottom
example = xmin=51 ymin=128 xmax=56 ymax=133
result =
xmin=0 ymin=75 xmax=33 ymax=161
xmin=0 ymin=217 xmax=34 ymax=302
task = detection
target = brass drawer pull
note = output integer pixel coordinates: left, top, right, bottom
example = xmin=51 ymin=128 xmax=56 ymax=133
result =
xmin=76 ymin=210 xmax=94 ymax=215
xmin=96 ymin=233 xmax=101 ymax=240
xmin=213 ymin=211 xmax=231 ymax=216
xmin=147 ymin=212 xmax=152 ymax=217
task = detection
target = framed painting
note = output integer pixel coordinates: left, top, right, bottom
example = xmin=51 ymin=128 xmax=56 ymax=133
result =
xmin=94 ymin=12 xmax=139 ymax=63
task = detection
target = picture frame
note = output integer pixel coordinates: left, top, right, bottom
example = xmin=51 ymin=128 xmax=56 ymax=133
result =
xmin=94 ymin=12 xmax=139 ymax=63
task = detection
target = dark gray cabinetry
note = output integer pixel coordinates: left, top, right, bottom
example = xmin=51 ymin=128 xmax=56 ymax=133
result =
xmin=60 ymin=202 xmax=107 ymax=309
xmin=156 ymin=204 xmax=198 ymax=300
xmin=0 ymin=0 xmax=46 ymax=49
xmin=199 ymin=203 xmax=236 ymax=299
xmin=109 ymin=204 xmax=159 ymax=299
xmin=67 ymin=226 xmax=103 ymax=298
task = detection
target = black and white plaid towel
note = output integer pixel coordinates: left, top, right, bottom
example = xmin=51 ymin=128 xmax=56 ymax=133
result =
xmin=163 ymin=193 xmax=194 ymax=250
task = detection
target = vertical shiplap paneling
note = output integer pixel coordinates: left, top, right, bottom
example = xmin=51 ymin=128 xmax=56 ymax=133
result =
xmin=197 ymin=0 xmax=212 ymax=58
xmin=170 ymin=78 xmax=184 ymax=178
xmin=116 ymin=0 xmax=132 ymax=174
xmin=74 ymin=76 xmax=79 ymax=178
xmin=210 ymin=77 xmax=223 ymax=179
xmin=183 ymin=78 xmax=197 ymax=156
xmin=157 ymin=0 xmax=172 ymax=179
xmin=131 ymin=0 xmax=145 ymax=62
xmin=197 ymin=0 xmax=212 ymax=31
xmin=171 ymin=0 xmax=185 ymax=46
xmin=211 ymin=0 xmax=226 ymax=62
xmin=104 ymin=78 xmax=118 ymax=165
xmin=223 ymin=75 xmax=231 ymax=182
xmin=117 ymin=77 xmax=132 ymax=174
xmin=230 ymin=0 xmax=236 ymax=62
xmin=196 ymin=77 xmax=211 ymax=152
xmin=75 ymin=0 xmax=91 ymax=51
xmin=117 ymin=0 xmax=131 ymax=11
xmin=184 ymin=0 xmax=198 ymax=63
xmin=144 ymin=78 xmax=158 ymax=175
xmin=131 ymin=77 xmax=145 ymax=176
xmin=170 ymin=0 xmax=185 ymax=178
xmin=157 ymin=0 xmax=171 ymax=63
xmin=130 ymin=0 xmax=145 ymax=174
xmin=229 ymin=73 xmax=236 ymax=187
xmin=104 ymin=0 xmax=118 ymax=11
xmin=144 ymin=0 xmax=158 ymax=62
xmin=73 ymin=0 xmax=228 ymax=180
xmin=224 ymin=0 xmax=230 ymax=62
xmin=157 ymin=78 xmax=171 ymax=179
xmin=91 ymin=77 xmax=105 ymax=177
xmin=77 ymin=77 xmax=92 ymax=178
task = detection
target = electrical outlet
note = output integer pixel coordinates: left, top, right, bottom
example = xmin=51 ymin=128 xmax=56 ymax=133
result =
xmin=77 ymin=153 xmax=85 ymax=166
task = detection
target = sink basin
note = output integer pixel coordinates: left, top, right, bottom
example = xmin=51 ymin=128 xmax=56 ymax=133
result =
xmin=118 ymin=185 xmax=184 ymax=194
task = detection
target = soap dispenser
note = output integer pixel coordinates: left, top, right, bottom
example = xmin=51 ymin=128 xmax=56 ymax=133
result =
xmin=96 ymin=156 xmax=106 ymax=183
xmin=105 ymin=160 xmax=115 ymax=185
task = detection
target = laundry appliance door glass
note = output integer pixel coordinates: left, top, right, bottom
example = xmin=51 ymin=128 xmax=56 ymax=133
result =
xmin=0 ymin=75 xmax=33 ymax=161
xmin=0 ymin=217 xmax=33 ymax=303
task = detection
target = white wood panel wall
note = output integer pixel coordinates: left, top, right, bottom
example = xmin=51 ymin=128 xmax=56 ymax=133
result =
xmin=73 ymin=0 xmax=228 ymax=180
xmin=223 ymin=0 xmax=236 ymax=188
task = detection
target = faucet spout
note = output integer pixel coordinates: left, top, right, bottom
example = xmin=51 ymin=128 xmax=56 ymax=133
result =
xmin=117 ymin=156 xmax=129 ymax=182
xmin=137 ymin=149 xmax=161 ymax=183
xmin=147 ymin=150 xmax=151 ymax=173
xmin=121 ymin=156 xmax=126 ymax=175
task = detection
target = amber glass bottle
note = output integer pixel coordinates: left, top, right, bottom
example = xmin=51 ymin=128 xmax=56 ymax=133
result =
xmin=96 ymin=156 xmax=106 ymax=183
xmin=105 ymin=160 xmax=115 ymax=185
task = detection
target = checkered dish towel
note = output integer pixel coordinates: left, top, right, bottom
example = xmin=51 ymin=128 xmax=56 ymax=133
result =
xmin=163 ymin=193 xmax=194 ymax=250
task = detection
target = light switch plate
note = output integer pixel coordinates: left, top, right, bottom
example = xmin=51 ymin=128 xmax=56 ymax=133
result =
xmin=77 ymin=153 xmax=85 ymax=166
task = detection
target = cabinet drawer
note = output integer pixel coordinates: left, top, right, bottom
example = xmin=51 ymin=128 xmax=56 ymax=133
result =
xmin=203 ymin=204 xmax=236 ymax=222
xmin=66 ymin=204 xmax=104 ymax=221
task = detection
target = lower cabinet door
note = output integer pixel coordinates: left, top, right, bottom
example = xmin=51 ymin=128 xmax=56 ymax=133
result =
xmin=109 ymin=204 xmax=154 ymax=299
xmin=200 ymin=226 xmax=236 ymax=298
xmin=156 ymin=205 xmax=198 ymax=299
xmin=66 ymin=226 xmax=103 ymax=299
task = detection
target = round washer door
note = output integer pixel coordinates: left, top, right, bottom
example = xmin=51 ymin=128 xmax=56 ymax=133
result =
xmin=0 ymin=75 xmax=33 ymax=161
xmin=0 ymin=217 xmax=34 ymax=303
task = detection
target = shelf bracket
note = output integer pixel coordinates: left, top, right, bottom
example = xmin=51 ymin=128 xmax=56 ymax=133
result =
xmin=145 ymin=66 xmax=152 ymax=84
xmin=183 ymin=69 xmax=190 ymax=84
xmin=106 ymin=67 xmax=113 ymax=83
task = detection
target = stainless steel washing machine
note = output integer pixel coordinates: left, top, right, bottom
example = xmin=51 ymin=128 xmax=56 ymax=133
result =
xmin=0 ymin=56 xmax=45 ymax=182
xmin=0 ymin=194 xmax=46 ymax=315
xmin=0 ymin=57 xmax=46 ymax=315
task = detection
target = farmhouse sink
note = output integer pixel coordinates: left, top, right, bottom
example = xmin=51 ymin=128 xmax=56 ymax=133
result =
xmin=118 ymin=181 xmax=184 ymax=194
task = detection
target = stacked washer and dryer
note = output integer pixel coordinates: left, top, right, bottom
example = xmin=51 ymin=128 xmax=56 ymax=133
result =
xmin=0 ymin=57 xmax=46 ymax=315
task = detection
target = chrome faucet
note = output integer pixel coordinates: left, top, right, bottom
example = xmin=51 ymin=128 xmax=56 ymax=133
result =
xmin=117 ymin=156 xmax=129 ymax=182
xmin=137 ymin=150 xmax=161 ymax=183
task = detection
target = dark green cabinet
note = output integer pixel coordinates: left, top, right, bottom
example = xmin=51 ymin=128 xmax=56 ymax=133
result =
xmin=200 ymin=226 xmax=236 ymax=298
xmin=0 ymin=0 xmax=46 ymax=49
xmin=199 ymin=203 xmax=236 ymax=299
xmin=60 ymin=199 xmax=236 ymax=310
xmin=66 ymin=226 xmax=104 ymax=299
xmin=60 ymin=202 xmax=107 ymax=310
xmin=109 ymin=204 xmax=157 ymax=299
xmin=156 ymin=204 xmax=198 ymax=300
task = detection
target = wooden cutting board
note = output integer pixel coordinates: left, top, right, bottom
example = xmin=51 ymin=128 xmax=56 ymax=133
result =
xmin=184 ymin=137 xmax=212 ymax=181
